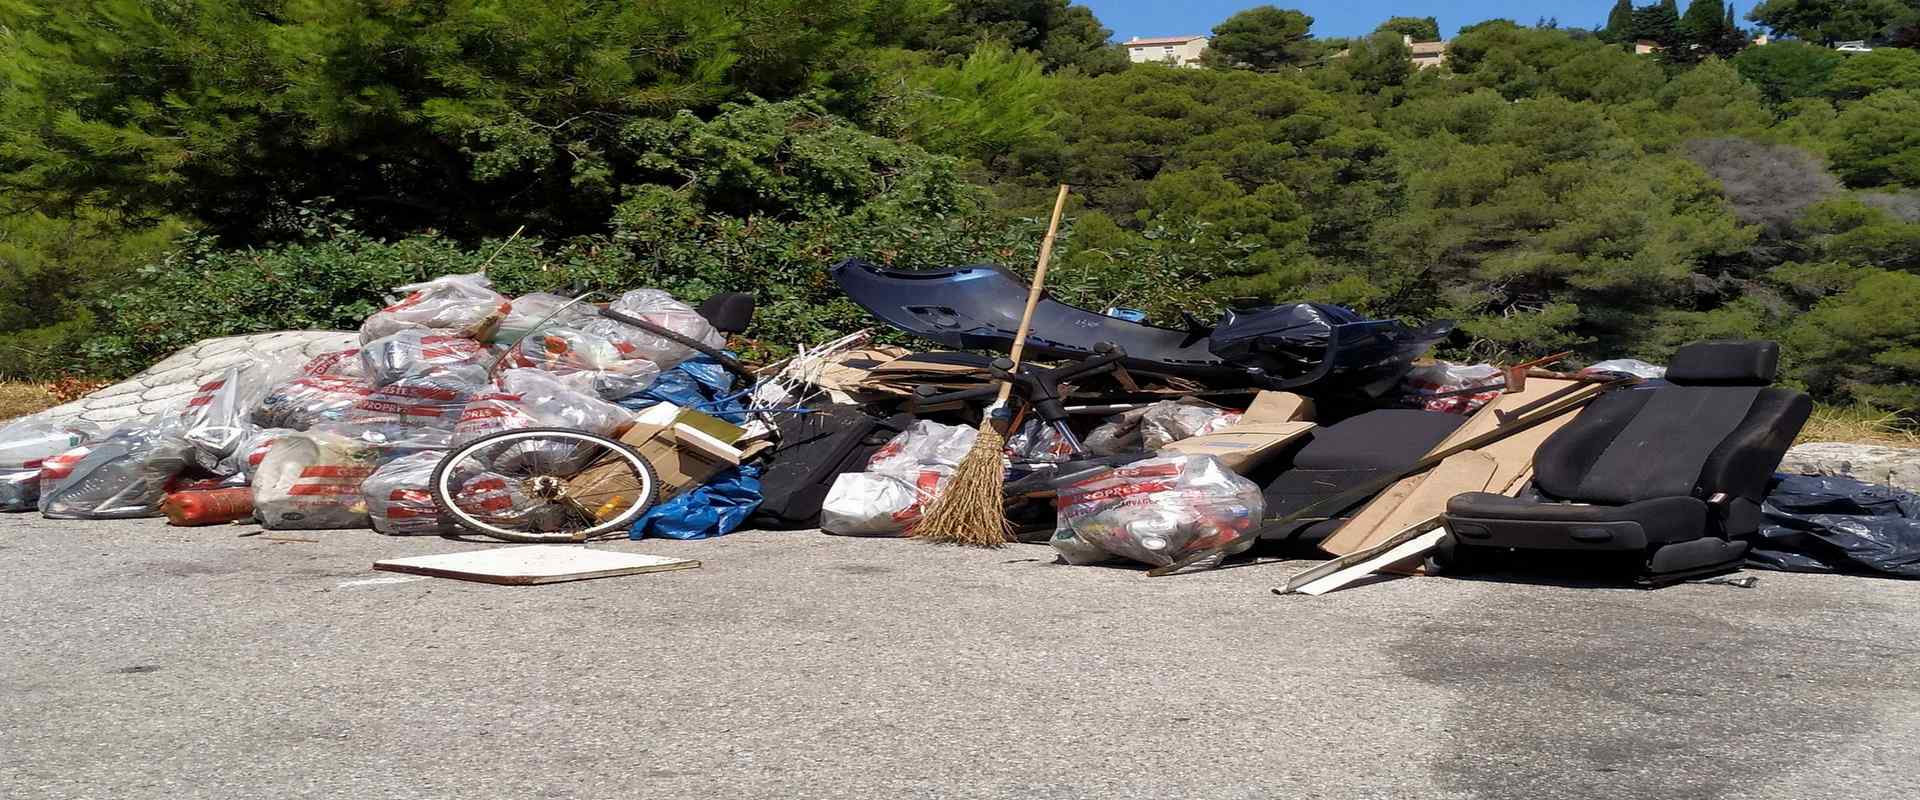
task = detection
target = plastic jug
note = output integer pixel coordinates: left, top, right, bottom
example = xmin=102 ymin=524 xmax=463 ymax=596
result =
xmin=161 ymin=488 xmax=256 ymax=527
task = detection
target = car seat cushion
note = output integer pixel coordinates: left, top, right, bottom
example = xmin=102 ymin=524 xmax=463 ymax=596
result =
xmin=1446 ymin=492 xmax=1710 ymax=548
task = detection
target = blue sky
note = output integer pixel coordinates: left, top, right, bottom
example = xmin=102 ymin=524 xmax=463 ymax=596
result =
xmin=1078 ymin=1 xmax=1725 ymax=40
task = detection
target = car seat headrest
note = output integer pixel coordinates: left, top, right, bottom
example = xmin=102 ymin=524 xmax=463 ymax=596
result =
xmin=698 ymin=292 xmax=755 ymax=334
xmin=1665 ymin=340 xmax=1779 ymax=386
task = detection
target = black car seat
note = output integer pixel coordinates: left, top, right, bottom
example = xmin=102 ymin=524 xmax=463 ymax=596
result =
xmin=1256 ymin=409 xmax=1467 ymax=545
xmin=1441 ymin=340 xmax=1811 ymax=585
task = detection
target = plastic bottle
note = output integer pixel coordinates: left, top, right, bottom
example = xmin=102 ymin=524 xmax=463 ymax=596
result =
xmin=161 ymin=488 xmax=256 ymax=527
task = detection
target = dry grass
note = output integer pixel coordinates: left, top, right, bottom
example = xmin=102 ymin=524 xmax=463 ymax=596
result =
xmin=0 ymin=382 xmax=60 ymax=422
xmin=1798 ymin=403 xmax=1920 ymax=447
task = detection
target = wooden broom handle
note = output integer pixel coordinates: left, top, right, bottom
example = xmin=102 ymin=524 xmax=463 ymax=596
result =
xmin=994 ymin=184 xmax=1070 ymax=406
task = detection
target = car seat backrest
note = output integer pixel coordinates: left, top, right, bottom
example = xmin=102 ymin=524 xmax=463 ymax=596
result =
xmin=1293 ymin=409 xmax=1464 ymax=471
xmin=1534 ymin=341 xmax=1796 ymax=506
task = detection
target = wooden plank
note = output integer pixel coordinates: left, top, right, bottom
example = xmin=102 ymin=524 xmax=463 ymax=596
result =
xmin=1319 ymin=474 xmax=1424 ymax=554
xmin=1276 ymin=515 xmax=1449 ymax=596
xmin=373 ymin=545 xmax=700 ymax=586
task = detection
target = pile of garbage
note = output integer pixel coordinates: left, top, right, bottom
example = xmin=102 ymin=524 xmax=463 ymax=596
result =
xmin=0 ymin=274 xmax=743 ymax=539
xmin=5 ymin=258 xmax=1917 ymax=591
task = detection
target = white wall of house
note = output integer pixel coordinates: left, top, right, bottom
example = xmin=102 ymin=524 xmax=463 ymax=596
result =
xmin=1125 ymin=36 xmax=1209 ymax=68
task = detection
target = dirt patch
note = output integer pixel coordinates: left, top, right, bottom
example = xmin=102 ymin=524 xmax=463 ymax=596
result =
xmin=0 ymin=382 xmax=58 ymax=421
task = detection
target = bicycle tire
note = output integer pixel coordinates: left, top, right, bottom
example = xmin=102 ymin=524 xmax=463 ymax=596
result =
xmin=431 ymin=427 xmax=660 ymax=543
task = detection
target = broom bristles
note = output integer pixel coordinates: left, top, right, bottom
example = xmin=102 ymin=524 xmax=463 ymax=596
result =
xmin=911 ymin=423 xmax=1010 ymax=547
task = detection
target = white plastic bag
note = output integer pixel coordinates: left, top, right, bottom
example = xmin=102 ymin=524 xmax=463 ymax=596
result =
xmin=178 ymin=362 xmax=304 ymax=474
xmin=1 ymin=469 xmax=39 ymax=512
xmin=1139 ymin=401 xmax=1241 ymax=450
xmin=494 ymin=292 xmax=599 ymax=345
xmin=358 ymin=330 xmax=493 ymax=388
xmin=866 ymin=420 xmax=978 ymax=479
xmin=453 ymin=369 xmax=630 ymax=442
xmin=229 ymin=427 xmax=296 ymax=483
xmin=359 ymin=273 xmax=512 ymax=344
xmin=451 ymin=369 xmax=631 ymax=473
xmin=0 ymin=418 xmax=99 ymax=471
xmin=820 ymin=470 xmax=947 ymax=537
xmin=253 ymin=373 xmax=375 ymax=431
xmin=362 ymin=451 xmax=458 ymax=536
xmin=1052 ymin=454 xmax=1263 ymax=568
xmin=1007 ymin=419 xmax=1076 ymax=463
xmin=1583 ymin=358 xmax=1667 ymax=379
xmin=502 ymin=326 xmax=662 ymax=400
xmin=577 ymin=288 xmax=723 ymax=369
xmin=299 ymin=347 xmax=365 ymax=379
xmin=251 ymin=429 xmax=382 ymax=529
xmin=1083 ymin=408 xmax=1148 ymax=456
xmin=35 ymin=445 xmax=93 ymax=514
xmin=40 ymin=426 xmax=193 ymax=520
xmin=819 ymin=420 xmax=975 ymax=536
xmin=0 ymin=416 xmax=102 ymax=511
xmin=1400 ymin=361 xmax=1504 ymax=414
xmin=345 ymin=370 xmax=487 ymax=432
xmin=445 ymin=471 xmax=553 ymax=532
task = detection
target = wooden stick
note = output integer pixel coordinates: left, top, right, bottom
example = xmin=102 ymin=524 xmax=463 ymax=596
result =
xmin=991 ymin=184 xmax=1071 ymax=411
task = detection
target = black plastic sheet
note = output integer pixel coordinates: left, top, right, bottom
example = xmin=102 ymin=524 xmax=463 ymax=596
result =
xmin=1207 ymin=303 xmax=1452 ymax=397
xmin=1747 ymin=474 xmax=1920 ymax=578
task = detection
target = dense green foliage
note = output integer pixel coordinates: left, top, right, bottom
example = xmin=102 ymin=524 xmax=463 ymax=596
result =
xmin=2 ymin=1 xmax=1919 ymax=420
xmin=903 ymin=0 xmax=1127 ymax=74
xmin=1376 ymin=16 xmax=1442 ymax=42
xmin=1201 ymin=6 xmax=1318 ymax=70
xmin=1749 ymin=0 xmax=1920 ymax=45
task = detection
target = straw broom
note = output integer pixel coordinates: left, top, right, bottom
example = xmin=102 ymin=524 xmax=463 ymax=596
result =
xmin=914 ymin=184 xmax=1072 ymax=547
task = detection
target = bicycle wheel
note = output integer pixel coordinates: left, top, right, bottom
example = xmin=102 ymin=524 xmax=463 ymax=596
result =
xmin=431 ymin=428 xmax=659 ymax=543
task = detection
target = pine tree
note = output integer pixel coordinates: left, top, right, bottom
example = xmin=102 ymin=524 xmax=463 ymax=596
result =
xmin=1716 ymin=2 xmax=1752 ymax=57
xmin=1603 ymin=0 xmax=1635 ymax=42
xmin=1632 ymin=1 xmax=1684 ymax=49
xmin=1681 ymin=0 xmax=1729 ymax=55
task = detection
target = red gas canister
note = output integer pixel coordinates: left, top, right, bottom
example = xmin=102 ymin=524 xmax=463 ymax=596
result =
xmin=161 ymin=488 xmax=256 ymax=527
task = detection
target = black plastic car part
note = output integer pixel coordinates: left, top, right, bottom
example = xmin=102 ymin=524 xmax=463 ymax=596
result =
xmin=833 ymin=259 xmax=1451 ymax=394
xmin=832 ymin=259 xmax=1242 ymax=383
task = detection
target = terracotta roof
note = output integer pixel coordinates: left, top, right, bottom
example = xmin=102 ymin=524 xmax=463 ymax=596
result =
xmin=1126 ymin=35 xmax=1206 ymax=47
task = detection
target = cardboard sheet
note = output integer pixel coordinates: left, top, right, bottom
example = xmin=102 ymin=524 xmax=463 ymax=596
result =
xmin=374 ymin=545 xmax=699 ymax=585
xmin=1161 ymin=391 xmax=1316 ymax=472
xmin=1162 ymin=421 xmax=1314 ymax=472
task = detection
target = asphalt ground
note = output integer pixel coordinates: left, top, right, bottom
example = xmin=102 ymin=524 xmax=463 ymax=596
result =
xmin=4 ymin=516 xmax=1918 ymax=799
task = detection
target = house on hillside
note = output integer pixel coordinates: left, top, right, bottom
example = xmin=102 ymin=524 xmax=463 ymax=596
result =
xmin=1125 ymin=35 xmax=1209 ymax=67
xmin=1408 ymin=38 xmax=1449 ymax=69
xmin=1634 ymin=39 xmax=1661 ymax=54
xmin=1332 ymin=35 xmax=1451 ymax=69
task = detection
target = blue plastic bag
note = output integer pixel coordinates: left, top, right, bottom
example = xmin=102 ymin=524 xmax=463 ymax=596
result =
xmin=617 ymin=355 xmax=747 ymax=423
xmin=629 ymin=464 xmax=764 ymax=540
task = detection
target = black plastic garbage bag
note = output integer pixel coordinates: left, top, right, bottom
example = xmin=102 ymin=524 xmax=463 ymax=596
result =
xmin=1747 ymin=474 xmax=1920 ymax=578
xmin=1208 ymin=303 xmax=1452 ymax=397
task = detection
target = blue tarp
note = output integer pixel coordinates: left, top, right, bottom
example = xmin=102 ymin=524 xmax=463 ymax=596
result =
xmin=616 ymin=355 xmax=747 ymax=423
xmin=629 ymin=464 xmax=764 ymax=540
